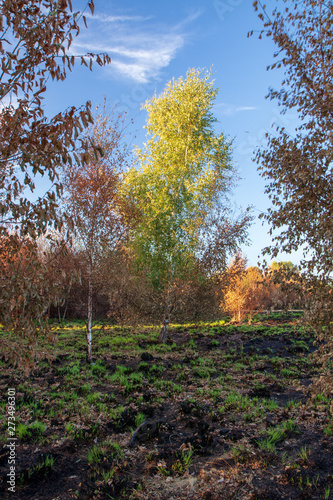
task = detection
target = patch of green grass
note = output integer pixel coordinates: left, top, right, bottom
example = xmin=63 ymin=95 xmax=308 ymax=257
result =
xmin=232 ymin=442 xmax=252 ymax=463
xmin=190 ymin=356 xmax=205 ymax=366
xmin=79 ymin=383 xmax=92 ymax=396
xmin=154 ymin=343 xmax=174 ymax=353
xmin=108 ymin=405 xmax=125 ymax=426
xmin=192 ymin=365 xmax=217 ymax=379
xmin=154 ymin=380 xmax=183 ymax=395
xmin=262 ymin=398 xmax=279 ymax=411
xmin=282 ymin=419 xmax=297 ymax=432
xmin=87 ymin=444 xmax=106 ymax=465
xmin=298 ymin=445 xmax=311 ymax=462
xmin=17 ymin=423 xmax=31 ymax=440
xmin=243 ymin=411 xmax=257 ymax=422
xmin=257 ymin=436 xmax=277 ymax=453
xmin=24 ymin=455 xmax=55 ymax=481
xmin=176 ymin=369 xmax=187 ymax=382
xmin=280 ymin=368 xmax=296 ymax=378
xmin=256 ymin=419 xmax=297 ymax=453
xmin=149 ymin=364 xmax=164 ymax=375
xmin=62 ymin=360 xmax=81 ymax=378
xmin=135 ymin=412 xmax=146 ymax=427
xmin=157 ymin=463 xmax=170 ymax=476
xmin=207 ymin=387 xmax=222 ymax=404
xmin=63 ymin=391 xmax=79 ymax=403
xmin=233 ymin=362 xmax=246 ymax=371
xmin=189 ymin=339 xmax=197 ymax=349
xmin=113 ymin=365 xmax=133 ymax=376
xmin=223 ymin=392 xmax=253 ymax=412
xmin=65 ymin=422 xmax=75 ymax=435
xmin=314 ymin=393 xmax=329 ymax=404
xmin=285 ymin=400 xmax=300 ymax=410
xmin=293 ymin=340 xmax=309 ymax=352
xmin=30 ymin=421 xmax=46 ymax=437
xmin=102 ymin=467 xmax=115 ymax=483
xmin=324 ymin=420 xmax=333 ymax=436
xmin=110 ymin=368 xmax=143 ymax=395
xmin=90 ymin=361 xmax=107 ymax=378
xmin=172 ymin=446 xmax=194 ymax=475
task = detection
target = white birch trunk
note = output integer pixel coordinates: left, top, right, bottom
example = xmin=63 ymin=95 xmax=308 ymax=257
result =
xmin=86 ymin=263 xmax=93 ymax=363
xmin=87 ymin=277 xmax=93 ymax=363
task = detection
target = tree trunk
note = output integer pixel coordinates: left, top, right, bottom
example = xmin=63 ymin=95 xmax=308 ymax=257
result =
xmin=159 ymin=270 xmax=174 ymax=344
xmin=86 ymin=276 xmax=93 ymax=363
xmin=62 ymin=302 xmax=68 ymax=321
xmin=159 ymin=314 xmax=169 ymax=344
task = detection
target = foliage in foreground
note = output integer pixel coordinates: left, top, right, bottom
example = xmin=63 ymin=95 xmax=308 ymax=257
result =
xmin=0 ymin=0 xmax=110 ymax=367
xmin=253 ymin=0 xmax=333 ymax=393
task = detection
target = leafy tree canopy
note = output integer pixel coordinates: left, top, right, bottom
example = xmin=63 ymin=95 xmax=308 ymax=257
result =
xmin=252 ymin=0 xmax=333 ymax=281
xmin=0 ymin=0 xmax=110 ymax=238
xmin=252 ymin=0 xmax=333 ymax=389
xmin=0 ymin=0 xmax=110 ymax=367
xmin=123 ymin=68 xmax=236 ymax=290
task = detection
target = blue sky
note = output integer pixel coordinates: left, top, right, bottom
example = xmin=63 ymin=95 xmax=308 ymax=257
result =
xmin=44 ymin=0 xmax=303 ymax=267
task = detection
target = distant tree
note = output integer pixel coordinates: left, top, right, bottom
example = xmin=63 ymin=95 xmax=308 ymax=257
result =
xmin=220 ymin=256 xmax=302 ymax=323
xmin=220 ymin=253 xmax=247 ymax=322
xmin=222 ymin=256 xmax=267 ymax=323
xmin=261 ymin=261 xmax=301 ymax=312
xmin=123 ymin=68 xmax=251 ymax=342
xmin=0 ymin=0 xmax=110 ymax=366
xmin=270 ymin=261 xmax=297 ymax=273
xmin=199 ymin=205 xmax=253 ymax=277
xmin=64 ymin=105 xmax=130 ymax=363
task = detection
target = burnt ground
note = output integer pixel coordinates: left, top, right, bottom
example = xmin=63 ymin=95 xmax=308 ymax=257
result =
xmin=0 ymin=312 xmax=333 ymax=499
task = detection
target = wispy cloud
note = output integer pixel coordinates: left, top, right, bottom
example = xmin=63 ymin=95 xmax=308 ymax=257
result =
xmin=84 ymin=12 xmax=153 ymax=23
xmin=236 ymin=106 xmax=257 ymax=112
xmin=73 ymin=9 xmax=200 ymax=83
xmin=73 ymin=33 xmax=185 ymax=83
xmin=215 ymin=103 xmax=257 ymax=116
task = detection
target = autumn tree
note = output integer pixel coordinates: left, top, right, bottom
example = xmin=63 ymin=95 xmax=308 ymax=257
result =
xmin=259 ymin=261 xmax=301 ymax=313
xmin=64 ymin=105 xmax=130 ymax=363
xmin=123 ymin=69 xmax=251 ymax=342
xmin=39 ymin=235 xmax=81 ymax=322
xmin=0 ymin=234 xmax=71 ymax=367
xmin=0 ymin=0 xmax=110 ymax=237
xmin=252 ymin=0 xmax=333 ymax=393
xmin=0 ymin=0 xmax=110 ymax=365
xmin=222 ymin=255 xmax=267 ymax=323
xmin=270 ymin=261 xmax=297 ymax=273
xmin=221 ymin=257 xmax=301 ymax=323
xmin=252 ymin=2 xmax=333 ymax=293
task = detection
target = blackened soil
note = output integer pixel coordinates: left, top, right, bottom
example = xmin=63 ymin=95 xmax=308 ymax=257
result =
xmin=0 ymin=315 xmax=332 ymax=499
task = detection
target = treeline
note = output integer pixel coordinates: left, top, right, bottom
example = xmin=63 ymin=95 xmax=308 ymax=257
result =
xmin=54 ymin=252 xmax=304 ymax=324
xmin=0 ymin=234 xmax=303 ymax=328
